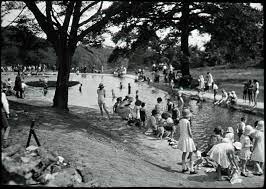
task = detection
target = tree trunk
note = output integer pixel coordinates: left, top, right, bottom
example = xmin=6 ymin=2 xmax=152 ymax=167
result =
xmin=52 ymin=44 xmax=73 ymax=110
xmin=180 ymin=1 xmax=190 ymax=76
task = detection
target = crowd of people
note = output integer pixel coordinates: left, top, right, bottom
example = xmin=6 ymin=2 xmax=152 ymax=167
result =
xmin=95 ymin=73 xmax=264 ymax=181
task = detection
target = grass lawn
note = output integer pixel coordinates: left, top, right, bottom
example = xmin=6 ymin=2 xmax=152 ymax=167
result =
xmin=190 ymin=66 xmax=264 ymax=103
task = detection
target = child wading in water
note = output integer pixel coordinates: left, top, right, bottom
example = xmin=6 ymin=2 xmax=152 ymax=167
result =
xmin=177 ymin=109 xmax=197 ymax=174
xmin=97 ymin=83 xmax=110 ymax=119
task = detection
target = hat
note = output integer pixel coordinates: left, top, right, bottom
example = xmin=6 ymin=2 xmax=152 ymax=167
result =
xmin=226 ymin=127 xmax=234 ymax=133
xmin=182 ymin=109 xmax=192 ymax=118
xmin=98 ymin=83 xmax=104 ymax=88
xmin=167 ymin=117 xmax=174 ymax=124
xmin=233 ymin=142 xmax=242 ymax=150
xmin=244 ymin=125 xmax=256 ymax=136
xmin=222 ymin=138 xmax=231 ymax=143
xmin=256 ymin=120 xmax=264 ymax=132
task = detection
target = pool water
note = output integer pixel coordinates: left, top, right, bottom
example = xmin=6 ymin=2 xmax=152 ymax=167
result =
xmin=4 ymin=73 xmax=264 ymax=151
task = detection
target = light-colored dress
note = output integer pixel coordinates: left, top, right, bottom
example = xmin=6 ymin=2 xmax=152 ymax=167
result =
xmin=155 ymin=103 xmax=164 ymax=116
xmin=207 ymin=142 xmax=234 ymax=168
xmin=177 ymin=118 xmax=196 ymax=152
xmin=97 ymin=89 xmax=105 ymax=105
xmin=239 ymin=135 xmax=252 ymax=160
xmin=251 ymin=130 xmax=264 ymax=162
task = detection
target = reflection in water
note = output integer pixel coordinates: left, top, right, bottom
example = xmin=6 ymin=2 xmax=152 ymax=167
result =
xmin=18 ymin=73 xmax=263 ymax=151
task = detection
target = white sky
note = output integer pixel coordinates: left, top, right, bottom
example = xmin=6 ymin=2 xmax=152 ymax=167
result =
xmin=1 ymin=2 xmax=263 ymax=49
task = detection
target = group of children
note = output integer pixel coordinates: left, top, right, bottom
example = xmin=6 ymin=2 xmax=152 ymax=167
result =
xmin=200 ymin=117 xmax=264 ymax=180
xmin=243 ymin=79 xmax=260 ymax=107
xmin=214 ymin=89 xmax=238 ymax=106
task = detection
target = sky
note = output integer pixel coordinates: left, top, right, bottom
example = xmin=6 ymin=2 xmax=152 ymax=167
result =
xmin=1 ymin=2 xmax=263 ymax=50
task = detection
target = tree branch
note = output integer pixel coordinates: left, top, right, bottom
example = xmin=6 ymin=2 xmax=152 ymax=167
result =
xmin=69 ymin=1 xmax=82 ymax=48
xmin=62 ymin=1 xmax=75 ymax=32
xmin=24 ymin=1 xmax=56 ymax=43
xmin=78 ymin=1 xmax=103 ymax=27
xmin=79 ymin=1 xmax=99 ymax=16
xmin=4 ymin=5 xmax=26 ymax=27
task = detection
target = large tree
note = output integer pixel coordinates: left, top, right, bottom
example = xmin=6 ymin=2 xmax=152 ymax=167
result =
xmin=2 ymin=1 xmax=129 ymax=110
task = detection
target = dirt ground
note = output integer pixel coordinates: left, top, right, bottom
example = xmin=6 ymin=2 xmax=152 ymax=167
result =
xmin=5 ymin=98 xmax=264 ymax=187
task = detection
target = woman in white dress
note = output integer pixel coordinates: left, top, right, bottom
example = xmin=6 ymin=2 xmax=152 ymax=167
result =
xmin=177 ymin=109 xmax=197 ymax=174
xmin=97 ymin=83 xmax=110 ymax=119
xmin=251 ymin=120 xmax=264 ymax=176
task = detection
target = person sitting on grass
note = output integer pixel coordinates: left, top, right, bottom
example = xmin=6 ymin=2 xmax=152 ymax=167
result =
xmin=113 ymin=97 xmax=122 ymax=113
xmin=207 ymin=138 xmax=242 ymax=181
xmin=145 ymin=109 xmax=159 ymax=136
xmin=160 ymin=112 xmax=175 ymax=140
xmin=214 ymin=89 xmax=228 ymax=105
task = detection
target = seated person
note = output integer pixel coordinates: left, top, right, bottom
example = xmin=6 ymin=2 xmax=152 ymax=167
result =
xmin=113 ymin=97 xmax=122 ymax=113
xmin=215 ymin=89 xmax=228 ymax=105
xmin=117 ymin=96 xmax=134 ymax=120
xmin=145 ymin=109 xmax=159 ymax=136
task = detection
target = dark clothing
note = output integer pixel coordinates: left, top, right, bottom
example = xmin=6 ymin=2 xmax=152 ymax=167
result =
xmin=128 ymin=86 xmax=131 ymax=94
xmin=14 ymin=75 xmax=22 ymax=98
xmin=140 ymin=108 xmax=146 ymax=122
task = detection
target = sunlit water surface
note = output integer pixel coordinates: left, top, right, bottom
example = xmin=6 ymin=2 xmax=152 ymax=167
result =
xmin=4 ymin=73 xmax=263 ymax=151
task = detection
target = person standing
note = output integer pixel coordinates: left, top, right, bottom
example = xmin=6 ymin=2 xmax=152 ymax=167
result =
xmin=155 ymin=97 xmax=164 ymax=118
xmin=253 ymin=80 xmax=259 ymax=107
xmin=236 ymin=117 xmax=246 ymax=141
xmin=128 ymin=83 xmax=131 ymax=95
xmin=206 ymin=72 xmax=214 ymax=91
xmin=247 ymin=80 xmax=254 ymax=105
xmin=1 ymin=87 xmax=11 ymax=148
xmin=120 ymin=82 xmax=123 ymax=90
xmin=97 ymin=83 xmax=110 ymax=119
xmin=251 ymin=120 xmax=264 ymax=176
xmin=213 ymin=83 xmax=218 ymax=102
xmin=14 ymin=72 xmax=22 ymax=98
xmin=197 ymin=75 xmax=205 ymax=98
xmin=177 ymin=109 xmax=197 ymax=174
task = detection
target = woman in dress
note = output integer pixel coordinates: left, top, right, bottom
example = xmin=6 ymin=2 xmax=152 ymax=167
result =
xmin=251 ymin=120 xmax=264 ymax=176
xmin=97 ymin=83 xmax=110 ymax=119
xmin=177 ymin=109 xmax=197 ymax=174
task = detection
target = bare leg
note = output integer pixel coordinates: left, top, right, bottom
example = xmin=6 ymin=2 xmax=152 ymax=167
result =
xmin=182 ymin=152 xmax=188 ymax=170
xmin=188 ymin=152 xmax=194 ymax=172
xmin=98 ymin=104 xmax=104 ymax=116
xmin=102 ymin=103 xmax=110 ymax=119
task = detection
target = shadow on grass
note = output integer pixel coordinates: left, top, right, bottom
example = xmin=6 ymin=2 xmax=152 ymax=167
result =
xmin=187 ymin=172 xmax=218 ymax=183
xmin=144 ymin=160 xmax=179 ymax=173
